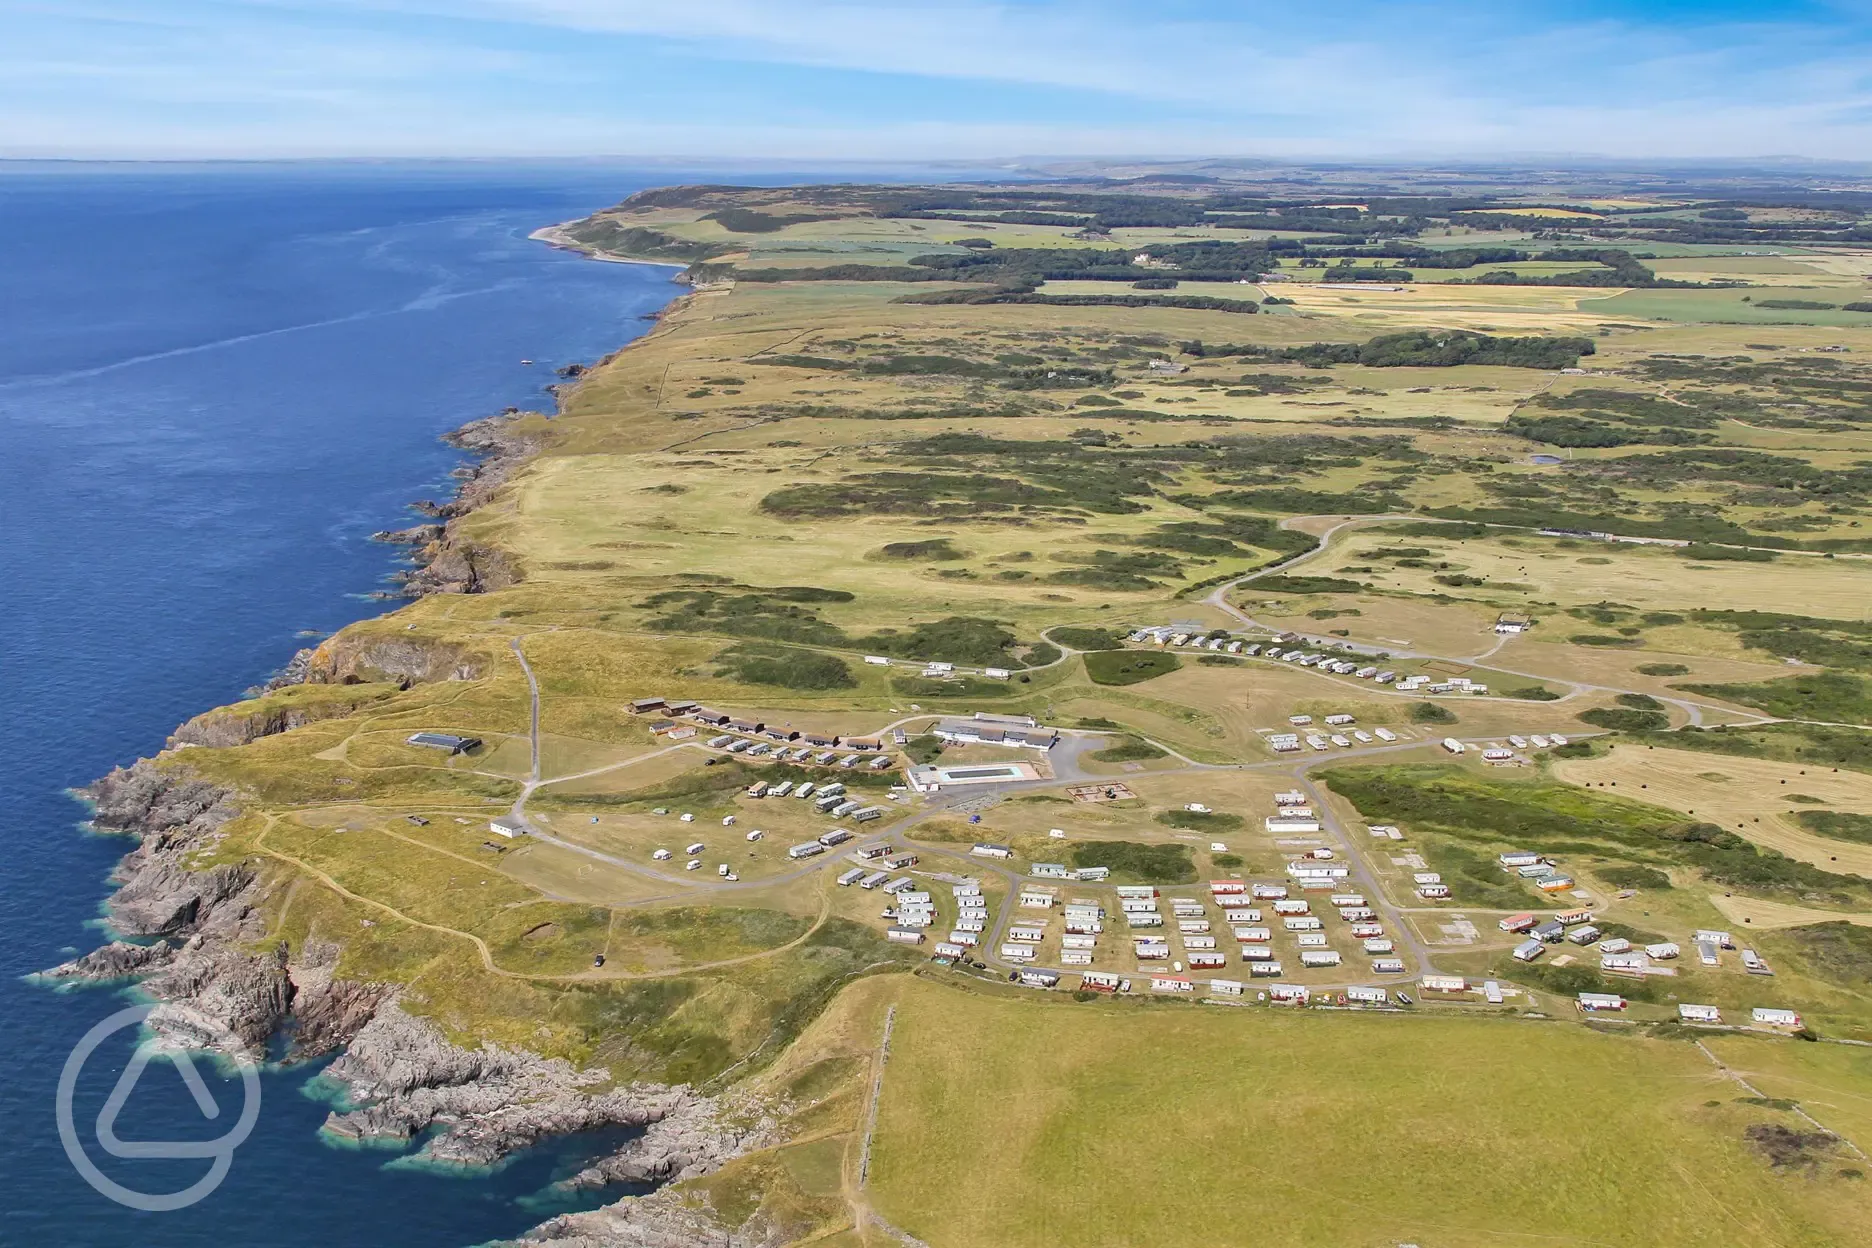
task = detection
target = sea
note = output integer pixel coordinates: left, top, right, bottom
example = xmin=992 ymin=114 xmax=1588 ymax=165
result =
xmin=0 ymin=160 xmax=963 ymax=1247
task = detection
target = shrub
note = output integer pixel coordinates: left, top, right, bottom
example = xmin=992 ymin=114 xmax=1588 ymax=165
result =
xmin=1154 ymin=809 xmax=1245 ymax=832
xmin=1091 ymin=737 xmax=1167 ymax=763
xmin=1506 ymin=686 xmax=1561 ymax=701
xmin=1792 ymin=811 xmax=1872 ymax=845
xmin=1084 ymin=650 xmax=1182 ymax=686
xmin=713 ymin=644 xmax=856 ymax=690
xmin=876 ymin=538 xmax=965 ymax=561
xmin=1571 ymin=634 xmax=1642 ymax=647
xmin=1616 ymin=693 xmax=1664 ymax=710
xmin=1579 ymin=707 xmax=1671 ymax=732
xmin=1410 ymin=702 xmax=1458 ymax=724
xmin=1637 ymin=663 xmax=1690 ymax=676
xmin=1069 ymin=840 xmax=1196 ymax=884
xmin=1599 ymin=864 xmax=1672 ymax=891
xmin=1049 ymin=626 xmax=1129 ymax=651
xmin=1675 ymin=673 xmax=1872 ymax=724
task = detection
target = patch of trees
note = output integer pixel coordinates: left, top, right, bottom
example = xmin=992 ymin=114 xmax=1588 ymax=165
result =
xmin=702 ymin=208 xmax=836 ymax=233
xmin=1676 ymin=672 xmax=1872 ymax=723
xmin=1206 ymin=486 xmax=1406 ymax=514
xmin=1069 ymin=840 xmax=1196 ymax=885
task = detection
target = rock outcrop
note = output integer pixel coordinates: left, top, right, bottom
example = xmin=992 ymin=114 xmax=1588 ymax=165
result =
xmin=389 ymin=411 xmax=541 ymax=597
xmin=318 ymin=1004 xmax=740 ymax=1169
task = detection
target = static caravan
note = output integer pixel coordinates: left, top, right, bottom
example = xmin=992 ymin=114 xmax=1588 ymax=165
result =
xmin=1250 ymin=961 xmax=1284 ymax=978
xmin=1566 ymin=925 xmax=1601 ymax=946
xmin=1742 ymin=949 xmax=1773 ymax=975
xmin=1678 ymin=1003 xmax=1722 ymax=1023
xmin=1116 ymin=886 xmax=1159 ymax=901
xmin=1324 ymin=713 xmax=1355 ymax=727
xmin=1031 ymin=862 xmax=1070 ymax=879
xmin=1075 ymin=866 xmax=1111 ymax=882
xmin=1224 ymin=908 xmax=1262 ymax=924
xmin=1696 ymin=929 xmax=1736 ymax=949
xmin=1696 ymin=940 xmax=1720 ymax=966
xmin=858 ymin=871 xmax=889 ymax=890
xmin=788 ymin=842 xmax=827 ymax=860
xmin=970 ymin=843 xmax=1013 ymax=859
xmin=1120 ymin=898 xmax=1159 ymax=914
xmin=1499 ymin=852 xmax=1543 ymax=869
xmin=1442 ymin=738 xmax=1465 ymax=755
xmin=1363 ymin=938 xmax=1396 ymax=954
xmin=1127 ymin=912 xmax=1164 ymax=928
xmin=1268 ymin=983 xmax=1310 ymax=1004
xmin=1300 ymin=950 xmax=1342 ymax=968
xmin=1517 ymin=863 xmax=1556 ymax=879
xmin=1266 ymin=815 xmax=1322 ymax=834
xmin=1235 ymin=926 xmax=1272 ymax=944
xmin=1018 ymin=891 xmax=1055 ymax=909
xmin=1273 ymin=900 xmax=1311 ymax=916
xmin=1339 ymin=907 xmax=1377 ymax=922
xmin=1252 ymin=884 xmax=1290 ymax=900
xmin=1555 ymin=908 xmax=1594 ymax=926
xmin=1600 ymin=952 xmax=1649 ymax=973
xmin=1079 ymin=971 xmax=1123 ymax=993
xmin=947 ymin=930 xmax=980 ymax=947
xmin=1295 ymin=932 xmax=1329 ymax=949
xmin=818 ymin=828 xmax=853 ymax=847
xmin=1645 ymin=942 xmax=1681 ymax=961
xmin=1059 ymin=951 xmax=1094 ymax=966
xmin=1536 ymin=876 xmax=1575 ymax=893
xmin=1210 ymin=978 xmax=1245 ymax=997
xmin=1210 ymin=880 xmax=1248 ymax=896
xmin=1371 ymin=957 xmax=1406 ymax=974
xmin=953 ymin=918 xmax=985 ymax=934
xmin=1189 ymin=952 xmax=1228 ymax=969
xmin=885 ymin=927 xmax=924 ymax=946
xmin=1007 ymin=925 xmax=1046 ymax=944
xmin=1499 ymin=913 xmax=1538 ymax=934
xmin=1351 ymin=922 xmax=1385 ymax=939
xmin=1417 ymin=884 xmax=1451 ymax=900
xmin=1512 ymin=940 xmax=1545 ymax=963
xmin=1151 ymin=975 xmax=1194 ymax=994
xmin=1134 ymin=940 xmax=1171 ymax=961
xmin=1598 ymin=938 xmax=1632 ymax=955
xmin=1283 ymin=917 xmax=1324 ymax=932
xmin=1421 ymin=975 xmax=1467 ymax=994
xmin=1329 ymin=893 xmax=1366 ymax=908
xmin=1374 ymin=727 xmax=1399 ymax=741
xmin=1018 ymin=968 xmax=1061 ymax=989
xmin=836 ymin=868 xmax=866 ymax=887
xmin=896 ymin=891 xmax=932 ymax=906
xmin=1241 ymin=946 xmax=1275 ymax=963
xmin=1577 ymin=992 xmax=1626 ymax=1012
xmin=882 ymin=877 xmax=916 ymax=894
xmin=1753 ymin=1007 xmax=1802 ymax=1029
xmin=934 ymin=942 xmax=967 ymax=959
xmin=1062 ymin=934 xmax=1097 ymax=951
xmin=1179 ymin=921 xmax=1213 ymax=936
xmin=999 ymin=943 xmax=1036 ymax=962
xmin=1347 ymin=985 xmax=1387 ymax=1005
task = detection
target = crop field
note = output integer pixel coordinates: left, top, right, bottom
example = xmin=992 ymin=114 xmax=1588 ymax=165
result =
xmin=1552 ymin=745 xmax=1872 ymax=877
xmin=866 ymin=979 xmax=1872 ymax=1248
xmin=1581 ymin=287 xmax=1872 ymax=326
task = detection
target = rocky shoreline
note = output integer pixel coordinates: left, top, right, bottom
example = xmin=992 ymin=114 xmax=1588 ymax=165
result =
xmin=40 ymin=759 xmax=765 ymax=1237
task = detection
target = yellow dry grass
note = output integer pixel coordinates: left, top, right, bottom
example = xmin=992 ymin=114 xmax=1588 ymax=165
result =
xmin=1552 ymin=745 xmax=1872 ymax=877
xmin=1705 ymin=894 xmax=1872 ymax=932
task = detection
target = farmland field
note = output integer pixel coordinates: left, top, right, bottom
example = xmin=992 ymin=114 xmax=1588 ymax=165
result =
xmin=867 ymin=979 xmax=1872 ymax=1248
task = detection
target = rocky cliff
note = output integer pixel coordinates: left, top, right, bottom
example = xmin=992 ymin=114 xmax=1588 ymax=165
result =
xmin=379 ymin=411 xmax=540 ymax=597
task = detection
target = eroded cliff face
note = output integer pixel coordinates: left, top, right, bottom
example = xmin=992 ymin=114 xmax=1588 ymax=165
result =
xmin=168 ymin=685 xmax=401 ymax=749
xmin=298 ymin=632 xmax=485 ymax=685
xmin=39 ymin=759 xmax=771 ymax=1222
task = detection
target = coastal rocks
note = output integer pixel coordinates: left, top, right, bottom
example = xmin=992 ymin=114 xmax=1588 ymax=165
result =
xmin=300 ymin=633 xmax=483 ymax=685
xmin=318 ymin=1004 xmax=699 ymax=1167
xmin=559 ymin=1096 xmax=780 ymax=1189
xmin=36 ymin=938 xmax=177 ymax=982
xmin=168 ymin=685 xmax=399 ymax=749
xmin=141 ymin=940 xmax=295 ymax=1054
xmin=510 ymin=1188 xmax=747 ymax=1248
xmin=286 ymin=940 xmax=396 ymax=1059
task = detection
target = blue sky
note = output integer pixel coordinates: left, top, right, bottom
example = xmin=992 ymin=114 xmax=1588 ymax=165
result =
xmin=4 ymin=0 xmax=1872 ymax=160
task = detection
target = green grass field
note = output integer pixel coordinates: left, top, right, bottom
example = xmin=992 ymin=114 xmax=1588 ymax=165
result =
xmin=868 ymin=980 xmax=1872 ymax=1248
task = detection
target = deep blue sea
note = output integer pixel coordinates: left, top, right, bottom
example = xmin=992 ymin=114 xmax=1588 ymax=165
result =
xmin=0 ymin=161 xmax=961 ymax=1247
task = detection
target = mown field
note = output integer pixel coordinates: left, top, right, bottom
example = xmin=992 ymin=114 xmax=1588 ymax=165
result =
xmin=868 ymin=979 xmax=1872 ymax=1248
